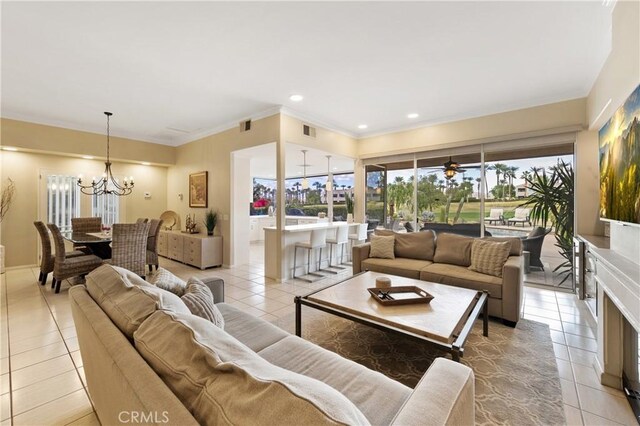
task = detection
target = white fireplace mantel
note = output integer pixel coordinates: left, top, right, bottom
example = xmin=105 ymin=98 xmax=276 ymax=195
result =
xmin=589 ymin=243 xmax=640 ymax=389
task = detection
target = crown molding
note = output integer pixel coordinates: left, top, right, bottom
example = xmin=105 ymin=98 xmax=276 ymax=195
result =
xmin=278 ymin=106 xmax=358 ymax=139
xmin=0 ymin=110 xmax=177 ymax=146
xmin=176 ymin=106 xmax=283 ymax=146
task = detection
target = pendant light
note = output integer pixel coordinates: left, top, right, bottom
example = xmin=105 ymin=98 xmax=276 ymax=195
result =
xmin=77 ymin=112 xmax=134 ymax=196
xmin=325 ymin=155 xmax=332 ymax=191
xmin=301 ymin=150 xmax=309 ymax=190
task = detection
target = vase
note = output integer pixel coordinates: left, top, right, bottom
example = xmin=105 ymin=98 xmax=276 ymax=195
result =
xmin=347 ymin=213 xmax=354 ymax=223
xmin=207 ymin=230 xmax=214 ymax=236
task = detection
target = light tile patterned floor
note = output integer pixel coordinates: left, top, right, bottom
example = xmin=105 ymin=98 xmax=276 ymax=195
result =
xmin=0 ymin=243 xmax=636 ymax=425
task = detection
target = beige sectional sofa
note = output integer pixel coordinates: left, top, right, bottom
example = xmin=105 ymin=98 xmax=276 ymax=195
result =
xmin=353 ymin=230 xmax=524 ymax=326
xmin=70 ymin=265 xmax=475 ymax=425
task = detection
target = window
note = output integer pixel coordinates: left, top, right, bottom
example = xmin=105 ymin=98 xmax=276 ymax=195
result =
xmin=47 ymin=174 xmax=80 ymax=232
xmin=93 ymin=193 xmax=119 ymax=226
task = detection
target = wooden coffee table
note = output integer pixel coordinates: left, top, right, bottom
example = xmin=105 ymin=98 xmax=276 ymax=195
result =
xmin=295 ymin=271 xmax=489 ymax=362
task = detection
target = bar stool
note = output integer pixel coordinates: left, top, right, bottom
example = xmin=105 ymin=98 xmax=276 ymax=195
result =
xmin=347 ymin=223 xmax=368 ymax=262
xmin=293 ymin=228 xmax=327 ymax=281
xmin=324 ymin=225 xmax=349 ymax=272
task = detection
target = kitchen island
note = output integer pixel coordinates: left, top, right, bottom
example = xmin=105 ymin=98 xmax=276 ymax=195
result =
xmin=264 ymin=222 xmax=362 ymax=281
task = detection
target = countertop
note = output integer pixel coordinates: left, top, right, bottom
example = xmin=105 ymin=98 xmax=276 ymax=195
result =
xmin=264 ymin=222 xmax=361 ymax=233
xmin=578 ymin=234 xmax=610 ymax=249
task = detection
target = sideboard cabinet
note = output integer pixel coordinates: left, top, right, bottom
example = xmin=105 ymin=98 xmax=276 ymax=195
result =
xmin=158 ymin=230 xmax=222 ymax=269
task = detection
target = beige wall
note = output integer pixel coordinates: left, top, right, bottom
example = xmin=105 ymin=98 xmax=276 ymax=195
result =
xmin=587 ymin=0 xmax=640 ymax=130
xmin=0 ymin=150 xmax=168 ymax=267
xmin=587 ymin=0 xmax=640 ymax=255
xmin=167 ymin=114 xmax=280 ymax=267
xmin=575 ymin=131 xmax=604 ymax=236
xmin=1 ymin=118 xmax=176 ymax=166
xmin=358 ymin=98 xmax=587 ymax=158
xmin=281 ymin=114 xmax=359 ymax=158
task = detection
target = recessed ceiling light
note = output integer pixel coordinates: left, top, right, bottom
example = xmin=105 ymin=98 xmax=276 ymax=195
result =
xmin=141 ymin=162 xmax=151 ymax=166
xmin=2 ymin=147 xmax=18 ymax=151
xmin=358 ymin=124 xmax=368 ymax=130
xmin=82 ymin=155 xmax=94 ymax=160
xmin=407 ymin=113 xmax=419 ymax=119
xmin=289 ymin=94 xmax=304 ymax=102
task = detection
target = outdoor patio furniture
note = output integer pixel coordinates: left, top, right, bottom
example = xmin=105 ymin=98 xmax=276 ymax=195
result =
xmin=419 ymin=222 xmax=491 ymax=237
xmin=484 ymin=208 xmax=504 ymax=225
xmin=521 ymin=227 xmax=551 ymax=270
xmin=507 ymin=208 xmax=531 ymax=227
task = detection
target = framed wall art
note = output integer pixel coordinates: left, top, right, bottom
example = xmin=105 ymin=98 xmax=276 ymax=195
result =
xmin=189 ymin=171 xmax=208 ymax=208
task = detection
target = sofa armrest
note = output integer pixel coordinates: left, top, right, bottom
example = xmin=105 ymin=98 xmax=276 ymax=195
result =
xmin=501 ymin=255 xmax=524 ymax=324
xmin=352 ymin=243 xmax=371 ymax=274
xmin=391 ymin=358 xmax=474 ymax=426
xmin=201 ymin=277 xmax=225 ymax=303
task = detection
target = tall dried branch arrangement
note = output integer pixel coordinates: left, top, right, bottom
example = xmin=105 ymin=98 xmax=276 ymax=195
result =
xmin=0 ymin=178 xmax=16 ymax=223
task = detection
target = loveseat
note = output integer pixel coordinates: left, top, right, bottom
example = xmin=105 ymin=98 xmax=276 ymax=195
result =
xmin=70 ymin=265 xmax=475 ymax=425
xmin=353 ymin=230 xmax=523 ymax=326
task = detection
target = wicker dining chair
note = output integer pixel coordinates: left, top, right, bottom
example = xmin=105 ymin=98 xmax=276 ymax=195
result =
xmin=136 ymin=218 xmax=149 ymax=224
xmin=48 ymin=223 xmax=104 ymax=293
xmin=33 ymin=221 xmax=85 ymax=286
xmin=111 ymin=222 xmax=151 ymax=278
xmin=146 ymin=219 xmax=164 ymax=273
xmin=71 ymin=217 xmax=103 ymax=252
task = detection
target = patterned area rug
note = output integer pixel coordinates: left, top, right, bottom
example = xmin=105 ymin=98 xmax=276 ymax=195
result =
xmin=273 ymin=307 xmax=565 ymax=426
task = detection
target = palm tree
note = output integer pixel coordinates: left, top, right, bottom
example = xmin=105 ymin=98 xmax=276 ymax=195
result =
xmin=475 ymin=177 xmax=482 ymax=198
xmin=505 ymin=166 xmax=519 ymax=199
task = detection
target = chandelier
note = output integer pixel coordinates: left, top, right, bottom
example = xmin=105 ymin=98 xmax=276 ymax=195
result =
xmin=78 ymin=112 xmax=134 ymax=196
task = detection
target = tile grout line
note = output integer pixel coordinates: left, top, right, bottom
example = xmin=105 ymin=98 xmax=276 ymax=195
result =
xmin=32 ymin=275 xmax=98 ymax=419
xmin=2 ymin=271 xmax=15 ymax=425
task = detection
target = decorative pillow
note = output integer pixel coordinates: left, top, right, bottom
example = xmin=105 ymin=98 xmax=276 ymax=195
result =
xmin=433 ymin=233 xmax=474 ymax=266
xmin=480 ymin=236 xmax=522 ymax=256
xmin=376 ymin=229 xmax=436 ymax=260
xmin=148 ymin=267 xmax=187 ymax=296
xmin=469 ymin=239 xmax=512 ymax=277
xmin=181 ymin=277 xmax=224 ymax=329
xmin=369 ymin=234 xmax=395 ymax=259
xmin=85 ymin=265 xmax=190 ymax=338
xmin=134 ymin=311 xmax=369 ymax=426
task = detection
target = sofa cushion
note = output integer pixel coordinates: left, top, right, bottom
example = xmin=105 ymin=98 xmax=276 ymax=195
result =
xmin=217 ymin=303 xmax=289 ymax=352
xmin=469 ymin=239 xmax=511 ymax=278
xmin=182 ymin=278 xmax=224 ymax=329
xmin=134 ymin=310 xmax=370 ymax=426
xmin=362 ymin=258 xmax=433 ymax=280
xmin=259 ymin=335 xmax=411 ymax=425
xmin=420 ymin=263 xmax=503 ymax=298
xmin=85 ymin=265 xmax=190 ymax=338
xmin=376 ymin=229 xmax=436 ymax=261
xmin=480 ymin=236 xmax=522 ymax=256
xmin=433 ymin=233 xmax=473 ymax=266
xmin=148 ymin=267 xmax=187 ymax=296
xmin=369 ymin=234 xmax=395 ymax=259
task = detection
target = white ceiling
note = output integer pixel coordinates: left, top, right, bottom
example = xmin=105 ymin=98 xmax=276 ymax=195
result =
xmin=234 ymin=143 xmax=354 ymax=179
xmin=1 ymin=2 xmax=612 ymax=146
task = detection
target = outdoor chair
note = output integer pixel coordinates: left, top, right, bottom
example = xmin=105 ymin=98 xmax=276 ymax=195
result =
xmin=146 ymin=219 xmax=164 ymax=273
xmin=521 ymin=227 xmax=551 ymax=270
xmin=507 ymin=208 xmax=531 ymax=227
xmin=110 ymin=222 xmax=151 ymax=278
xmin=484 ymin=209 xmax=503 ymax=225
xmin=33 ymin=221 xmax=85 ymax=286
xmin=48 ymin=223 xmax=103 ymax=293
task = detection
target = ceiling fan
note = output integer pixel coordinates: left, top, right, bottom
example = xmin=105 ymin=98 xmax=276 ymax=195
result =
xmin=423 ymin=156 xmax=482 ymax=180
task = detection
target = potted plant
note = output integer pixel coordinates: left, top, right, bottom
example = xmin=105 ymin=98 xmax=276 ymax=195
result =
xmin=345 ymin=192 xmax=354 ymax=223
xmin=519 ymin=160 xmax=574 ymax=284
xmin=203 ymin=209 xmax=218 ymax=236
xmin=0 ymin=178 xmax=16 ymax=274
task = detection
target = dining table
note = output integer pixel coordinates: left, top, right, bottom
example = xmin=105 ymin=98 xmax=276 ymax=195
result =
xmin=63 ymin=231 xmax=113 ymax=259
